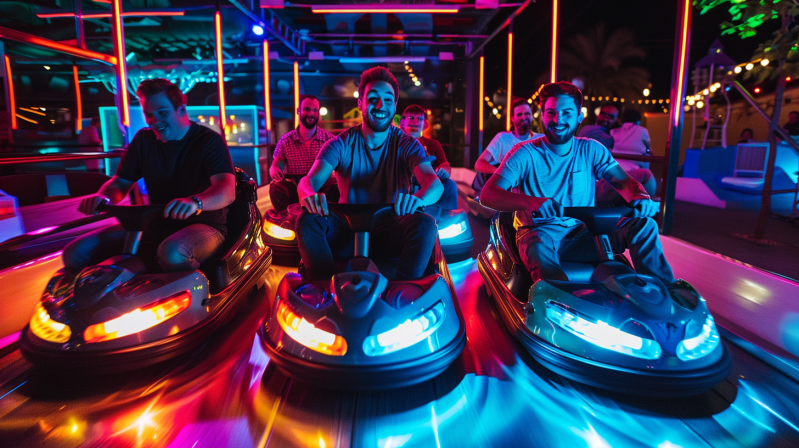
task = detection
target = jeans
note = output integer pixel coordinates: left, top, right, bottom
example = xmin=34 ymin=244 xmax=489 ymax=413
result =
xmin=63 ymin=223 xmax=225 ymax=272
xmin=295 ymin=210 xmax=437 ymax=280
xmin=436 ymin=178 xmax=458 ymax=210
xmin=269 ymin=178 xmax=340 ymax=212
xmin=516 ymin=217 xmax=676 ymax=285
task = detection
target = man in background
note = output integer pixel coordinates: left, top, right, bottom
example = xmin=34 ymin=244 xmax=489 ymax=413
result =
xmin=577 ymin=103 xmax=618 ymax=150
xmin=79 ymin=117 xmax=103 ymax=173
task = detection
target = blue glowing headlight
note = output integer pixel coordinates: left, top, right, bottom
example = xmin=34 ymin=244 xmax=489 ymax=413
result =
xmin=252 ymin=25 xmax=265 ymax=36
xmin=439 ymin=221 xmax=468 ymax=239
xmin=546 ymin=301 xmax=662 ymax=360
xmin=363 ymin=302 xmax=445 ymax=356
xmin=676 ymin=315 xmax=720 ymax=361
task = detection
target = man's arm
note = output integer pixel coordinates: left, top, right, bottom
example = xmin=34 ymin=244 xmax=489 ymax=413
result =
xmin=78 ymin=176 xmax=136 ymax=214
xmin=602 ymin=164 xmax=657 ymax=217
xmin=269 ymin=157 xmax=287 ymax=181
xmin=480 ymin=174 xmax=562 ymax=218
xmin=395 ymin=162 xmax=443 ymax=216
xmin=297 ymin=159 xmax=334 ymax=215
xmin=164 ymin=172 xmax=236 ymax=220
xmin=474 ymin=150 xmax=498 ymax=174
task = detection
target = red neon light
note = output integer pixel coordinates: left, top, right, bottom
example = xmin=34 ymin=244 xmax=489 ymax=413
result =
xmin=293 ymin=61 xmax=300 ymax=129
xmin=479 ymin=56 xmax=484 ymax=132
xmin=551 ymin=0 xmax=558 ymax=83
xmin=673 ymin=1 xmax=690 ymax=127
xmin=111 ymin=0 xmax=129 ymax=127
xmin=4 ymin=56 xmax=16 ymax=130
xmin=311 ymin=6 xmax=459 ymax=14
xmin=215 ymin=11 xmax=227 ymax=134
xmin=0 ymin=26 xmax=116 ymax=65
xmin=37 ymin=11 xmax=185 ymax=19
xmin=263 ymin=40 xmax=272 ymax=132
xmin=506 ymin=32 xmax=513 ymax=132
xmin=73 ymin=65 xmax=82 ymax=132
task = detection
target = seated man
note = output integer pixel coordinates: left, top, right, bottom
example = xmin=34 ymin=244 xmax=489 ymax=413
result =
xmin=473 ymin=98 xmax=544 ymax=192
xmin=63 ymin=78 xmax=236 ymax=272
xmin=577 ymin=102 xmax=617 ymax=150
xmin=481 ymin=81 xmax=679 ymax=291
xmin=400 ymin=105 xmax=457 ymax=211
xmin=269 ymin=95 xmax=338 ymax=212
xmin=296 ymin=67 xmax=443 ymax=281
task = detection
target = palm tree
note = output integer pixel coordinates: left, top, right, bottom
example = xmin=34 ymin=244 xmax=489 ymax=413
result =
xmin=553 ymin=24 xmax=650 ymax=101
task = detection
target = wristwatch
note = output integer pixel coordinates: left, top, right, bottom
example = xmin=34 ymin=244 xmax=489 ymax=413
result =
xmin=190 ymin=196 xmax=203 ymax=214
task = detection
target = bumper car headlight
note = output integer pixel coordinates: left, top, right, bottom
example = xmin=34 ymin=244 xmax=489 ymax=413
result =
xmin=30 ymin=302 xmax=72 ymax=343
xmin=676 ymin=315 xmax=720 ymax=361
xmin=546 ymin=301 xmax=662 ymax=360
xmin=264 ymin=221 xmax=295 ymax=240
xmin=276 ymin=301 xmax=347 ymax=356
xmin=363 ymin=301 xmax=446 ymax=357
xmin=439 ymin=221 xmax=468 ymax=239
xmin=83 ymin=291 xmax=192 ymax=343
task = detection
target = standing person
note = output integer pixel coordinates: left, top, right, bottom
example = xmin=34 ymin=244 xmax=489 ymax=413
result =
xmin=611 ymin=109 xmax=652 ymax=169
xmin=472 ymin=98 xmax=544 ymax=193
xmin=400 ymin=105 xmax=457 ymax=211
xmin=577 ymin=103 xmax=618 ymax=149
xmin=269 ymin=95 xmax=337 ymax=211
xmin=79 ymin=117 xmax=104 ymax=173
xmin=63 ymin=78 xmax=236 ymax=273
xmin=296 ymin=67 xmax=443 ymax=281
xmin=738 ymin=128 xmax=755 ymax=143
xmin=783 ymin=111 xmax=799 ymax=136
xmin=480 ymin=81 xmax=689 ymax=295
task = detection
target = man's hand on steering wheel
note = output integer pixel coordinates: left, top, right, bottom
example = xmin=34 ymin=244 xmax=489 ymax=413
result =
xmin=78 ymin=195 xmax=110 ymax=215
xmin=436 ymin=167 xmax=450 ymax=180
xmin=394 ymin=192 xmax=423 ymax=216
xmin=164 ymin=198 xmax=201 ymax=220
xmin=629 ymin=197 xmax=658 ymax=218
xmin=530 ymin=197 xmax=563 ymax=219
xmin=302 ymin=192 xmax=329 ymax=216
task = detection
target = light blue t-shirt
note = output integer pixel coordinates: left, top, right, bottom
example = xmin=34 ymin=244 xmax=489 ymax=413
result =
xmin=495 ymin=136 xmax=618 ymax=226
xmin=484 ymin=131 xmax=544 ymax=165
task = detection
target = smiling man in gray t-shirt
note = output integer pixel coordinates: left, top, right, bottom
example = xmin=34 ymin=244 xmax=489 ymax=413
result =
xmin=481 ymin=81 xmax=678 ymax=289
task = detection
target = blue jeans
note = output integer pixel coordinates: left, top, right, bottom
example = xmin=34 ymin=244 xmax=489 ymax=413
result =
xmin=436 ymin=178 xmax=458 ymax=210
xmin=63 ymin=223 xmax=225 ymax=272
xmin=516 ymin=217 xmax=676 ymax=285
xmin=295 ymin=211 xmax=437 ymax=280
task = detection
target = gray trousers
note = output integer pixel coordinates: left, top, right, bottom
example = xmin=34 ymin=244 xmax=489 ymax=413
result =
xmin=516 ymin=217 xmax=676 ymax=285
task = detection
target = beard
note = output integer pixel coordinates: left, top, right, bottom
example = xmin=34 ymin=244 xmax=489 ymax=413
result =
xmin=300 ymin=115 xmax=318 ymax=129
xmin=363 ymin=109 xmax=392 ymax=132
xmin=514 ymin=119 xmax=532 ymax=136
xmin=543 ymin=122 xmax=577 ymax=145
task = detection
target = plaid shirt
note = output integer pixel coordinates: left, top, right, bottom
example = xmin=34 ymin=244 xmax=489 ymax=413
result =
xmin=273 ymin=127 xmax=335 ymax=175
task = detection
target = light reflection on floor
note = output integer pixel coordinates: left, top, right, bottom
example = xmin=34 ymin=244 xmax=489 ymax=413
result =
xmin=0 ymin=259 xmax=799 ymax=447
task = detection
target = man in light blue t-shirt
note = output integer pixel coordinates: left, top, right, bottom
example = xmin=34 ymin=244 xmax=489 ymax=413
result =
xmin=481 ymin=81 xmax=678 ymax=289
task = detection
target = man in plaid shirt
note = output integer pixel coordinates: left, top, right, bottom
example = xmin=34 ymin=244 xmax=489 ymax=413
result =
xmin=269 ymin=95 xmax=338 ymax=211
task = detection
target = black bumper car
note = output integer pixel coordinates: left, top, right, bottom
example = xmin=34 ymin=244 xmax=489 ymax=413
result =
xmin=259 ymin=204 xmax=466 ymax=390
xmin=477 ymin=207 xmax=731 ymax=396
xmin=20 ymin=169 xmax=273 ymax=372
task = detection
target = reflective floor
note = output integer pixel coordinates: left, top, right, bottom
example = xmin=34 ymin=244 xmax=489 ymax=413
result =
xmin=3 ymin=208 xmax=799 ymax=448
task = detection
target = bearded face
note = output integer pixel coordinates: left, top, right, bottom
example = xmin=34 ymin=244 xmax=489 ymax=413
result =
xmin=298 ymin=99 xmax=320 ymax=130
xmin=511 ymin=104 xmax=533 ymax=136
xmin=541 ymin=95 xmax=582 ymax=145
xmin=359 ymin=81 xmax=396 ymax=133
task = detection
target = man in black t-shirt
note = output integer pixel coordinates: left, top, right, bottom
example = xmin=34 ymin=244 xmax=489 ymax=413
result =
xmin=63 ymin=78 xmax=236 ymax=272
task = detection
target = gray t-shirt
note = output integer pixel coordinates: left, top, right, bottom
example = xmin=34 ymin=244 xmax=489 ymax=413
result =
xmin=318 ymin=124 xmax=434 ymax=204
xmin=484 ymin=131 xmax=544 ymax=165
xmin=495 ymin=136 xmax=618 ymax=227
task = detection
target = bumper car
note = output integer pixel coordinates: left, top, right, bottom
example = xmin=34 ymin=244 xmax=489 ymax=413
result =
xmin=423 ymin=205 xmax=474 ymax=262
xmin=262 ymin=205 xmax=301 ymax=265
xmin=20 ymin=169 xmax=273 ymax=372
xmin=259 ymin=204 xmax=466 ymax=390
xmin=477 ymin=207 xmax=731 ymax=396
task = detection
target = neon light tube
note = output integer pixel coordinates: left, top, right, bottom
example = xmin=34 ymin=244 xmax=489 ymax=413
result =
xmin=19 ymin=107 xmax=45 ymax=116
xmin=15 ymin=114 xmax=37 ymax=124
xmin=293 ymin=60 xmax=300 ymax=129
xmin=263 ymin=40 xmax=272 ymax=132
xmin=111 ymin=0 xmax=129 ymax=126
xmin=312 ymin=6 xmax=459 ymax=14
xmin=674 ymin=0 xmax=691 ymax=127
xmin=479 ymin=55 xmax=484 ymax=132
xmin=551 ymin=0 xmax=558 ymax=83
xmin=215 ymin=10 xmax=227 ymax=134
xmin=73 ymin=65 xmax=82 ymax=131
xmin=338 ymin=56 xmax=426 ymax=64
xmin=0 ymin=26 xmax=116 ymax=65
xmin=4 ymin=56 xmax=16 ymax=129
xmin=506 ymin=32 xmax=513 ymax=132
xmin=37 ymin=10 xmax=185 ymax=19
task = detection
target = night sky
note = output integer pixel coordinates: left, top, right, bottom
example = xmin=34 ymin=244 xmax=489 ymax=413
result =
xmin=480 ymin=0 xmax=775 ymax=100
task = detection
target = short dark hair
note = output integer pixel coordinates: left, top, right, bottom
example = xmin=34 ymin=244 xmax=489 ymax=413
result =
xmin=510 ymin=98 xmax=532 ymax=115
xmin=299 ymin=95 xmax=319 ymax=105
xmin=537 ymin=81 xmax=583 ymax=110
xmin=622 ymin=109 xmax=642 ymax=123
xmin=402 ymin=105 xmax=426 ymax=117
xmin=599 ymin=103 xmax=619 ymax=113
xmin=358 ymin=67 xmax=399 ymax=101
xmin=135 ymin=78 xmax=186 ymax=110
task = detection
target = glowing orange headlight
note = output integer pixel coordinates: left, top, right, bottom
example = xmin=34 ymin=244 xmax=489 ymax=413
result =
xmin=84 ymin=291 xmax=191 ymax=343
xmin=276 ymin=300 xmax=347 ymax=356
xmin=30 ymin=302 xmax=72 ymax=343
xmin=264 ymin=221 xmax=295 ymax=240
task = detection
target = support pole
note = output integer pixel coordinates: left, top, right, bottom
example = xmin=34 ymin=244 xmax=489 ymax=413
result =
xmin=110 ymin=0 xmax=130 ymax=133
xmin=73 ymin=0 xmax=85 ymax=49
xmin=214 ymin=8 xmax=228 ymax=135
xmin=506 ymin=20 xmax=513 ymax=132
xmin=660 ymin=0 xmax=692 ymax=235
xmin=551 ymin=0 xmax=558 ymax=83
xmin=293 ymin=60 xmax=300 ymax=129
xmin=263 ymin=39 xmax=272 ymax=143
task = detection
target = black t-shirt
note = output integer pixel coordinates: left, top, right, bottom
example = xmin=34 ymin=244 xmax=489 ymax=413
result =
xmin=116 ymin=122 xmax=235 ymax=235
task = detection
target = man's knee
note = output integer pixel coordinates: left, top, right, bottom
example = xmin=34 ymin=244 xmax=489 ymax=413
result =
xmin=295 ymin=211 xmax=326 ymax=236
xmin=157 ymin=238 xmax=192 ymax=271
xmin=410 ymin=212 xmax=437 ymax=236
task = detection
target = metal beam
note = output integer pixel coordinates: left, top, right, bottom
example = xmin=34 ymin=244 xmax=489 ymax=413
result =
xmin=468 ymin=0 xmax=532 ymax=59
xmin=0 ymin=26 xmax=116 ymax=65
xmin=228 ymin=0 xmax=303 ymax=55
